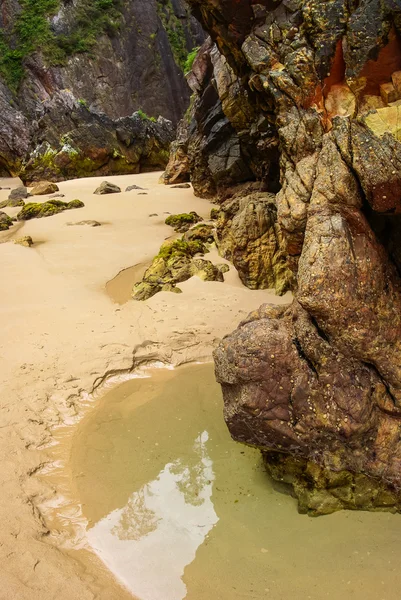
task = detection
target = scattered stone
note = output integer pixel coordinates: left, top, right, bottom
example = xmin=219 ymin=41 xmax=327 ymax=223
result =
xmin=13 ymin=236 xmax=33 ymax=247
xmin=67 ymin=220 xmax=101 ymax=227
xmin=94 ymin=181 xmax=121 ymax=195
xmin=165 ymin=211 xmax=203 ymax=233
xmin=30 ymin=181 xmax=59 ymax=195
xmin=125 ymin=185 xmax=145 ymax=191
xmin=0 ymin=197 xmax=25 ymax=208
xmin=138 ymin=192 xmax=148 ymax=195
xmin=171 ymin=183 xmax=191 ymax=189
xmin=0 ymin=211 xmax=13 ymax=231
xmin=8 ymin=186 xmax=28 ymax=202
xmin=149 ymin=213 xmax=158 ymax=217
xmin=210 ymin=208 xmax=220 ymax=220
xmin=17 ymin=199 xmax=84 ymax=220
xmin=49 ymin=193 xmax=65 ymax=198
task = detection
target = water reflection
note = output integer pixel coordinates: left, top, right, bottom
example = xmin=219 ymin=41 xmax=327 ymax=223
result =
xmin=87 ymin=431 xmax=218 ymax=600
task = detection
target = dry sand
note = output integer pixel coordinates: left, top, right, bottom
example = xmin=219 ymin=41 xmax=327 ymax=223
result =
xmin=0 ymin=173 xmax=291 ymax=600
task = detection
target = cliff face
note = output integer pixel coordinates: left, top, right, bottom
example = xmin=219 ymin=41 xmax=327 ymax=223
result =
xmin=0 ymin=0 xmax=205 ymax=177
xmin=181 ymin=0 xmax=401 ymax=514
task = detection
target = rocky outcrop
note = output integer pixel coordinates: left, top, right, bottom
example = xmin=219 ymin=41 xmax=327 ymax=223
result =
xmin=19 ymin=95 xmax=175 ymax=182
xmin=183 ymin=0 xmax=401 ymax=513
xmin=0 ymin=0 xmax=205 ymax=178
xmin=215 ymin=190 xmax=292 ymax=293
xmin=132 ymin=236 xmax=228 ymax=300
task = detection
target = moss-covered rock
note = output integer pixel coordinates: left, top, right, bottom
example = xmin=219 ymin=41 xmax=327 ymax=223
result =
xmin=165 ymin=211 xmax=203 ymax=232
xmin=17 ymin=199 xmax=84 ymax=220
xmin=132 ymin=236 xmax=226 ymax=301
xmin=67 ymin=199 xmax=85 ymax=209
xmin=263 ymin=452 xmax=401 ymax=516
xmin=0 ymin=211 xmax=13 ymax=231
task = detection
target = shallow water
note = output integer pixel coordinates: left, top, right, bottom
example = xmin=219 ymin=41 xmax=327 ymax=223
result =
xmin=69 ymin=363 xmax=401 ymax=600
xmin=105 ymin=262 xmax=150 ymax=304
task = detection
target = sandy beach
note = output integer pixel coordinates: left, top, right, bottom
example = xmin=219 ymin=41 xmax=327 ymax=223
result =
xmin=0 ymin=173 xmax=291 ymax=600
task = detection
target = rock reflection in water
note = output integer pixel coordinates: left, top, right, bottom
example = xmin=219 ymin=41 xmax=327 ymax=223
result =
xmin=87 ymin=431 xmax=218 ymax=600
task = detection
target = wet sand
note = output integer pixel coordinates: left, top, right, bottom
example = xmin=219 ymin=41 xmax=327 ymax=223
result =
xmin=0 ymin=173 xmax=291 ymax=600
xmin=44 ymin=363 xmax=401 ymax=600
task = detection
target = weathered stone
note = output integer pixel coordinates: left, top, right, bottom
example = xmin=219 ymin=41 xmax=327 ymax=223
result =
xmin=165 ymin=212 xmax=203 ymax=233
xmin=94 ymin=181 xmax=121 ymax=195
xmin=30 ymin=181 xmax=59 ymax=195
xmin=0 ymin=197 xmax=25 ymax=208
xmin=171 ymin=183 xmax=191 ymax=189
xmin=185 ymin=0 xmax=401 ymax=513
xmin=13 ymin=236 xmax=33 ymax=247
xmin=8 ymin=186 xmax=28 ymax=202
xmin=67 ymin=220 xmax=101 ymax=227
xmin=380 ymin=82 xmax=398 ymax=105
xmin=216 ymin=192 xmax=293 ymax=294
xmin=17 ymin=199 xmax=84 ymax=220
xmin=184 ymin=223 xmax=215 ymax=243
xmin=125 ymin=185 xmax=145 ymax=191
xmin=0 ymin=211 xmax=13 ymax=231
xmin=132 ymin=237 xmax=226 ymax=301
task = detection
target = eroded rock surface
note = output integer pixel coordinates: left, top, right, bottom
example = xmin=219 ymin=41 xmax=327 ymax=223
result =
xmin=182 ymin=0 xmax=401 ymax=513
xmin=0 ymin=1 xmax=205 ymax=179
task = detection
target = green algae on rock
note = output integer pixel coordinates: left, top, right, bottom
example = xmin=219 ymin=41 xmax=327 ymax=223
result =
xmin=165 ymin=211 xmax=203 ymax=233
xmin=263 ymin=452 xmax=401 ymax=517
xmin=132 ymin=237 xmax=226 ymax=301
xmin=17 ymin=199 xmax=84 ymax=220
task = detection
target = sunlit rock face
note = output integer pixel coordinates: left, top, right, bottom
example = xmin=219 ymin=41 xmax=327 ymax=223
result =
xmin=183 ymin=0 xmax=401 ymax=514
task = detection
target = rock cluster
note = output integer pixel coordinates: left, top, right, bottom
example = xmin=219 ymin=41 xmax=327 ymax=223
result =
xmin=182 ymin=0 xmax=401 ymax=513
xmin=132 ymin=237 xmax=228 ymax=301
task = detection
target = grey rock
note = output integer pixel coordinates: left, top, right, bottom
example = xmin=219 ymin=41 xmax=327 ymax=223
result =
xmin=94 ymin=181 xmax=121 ymax=195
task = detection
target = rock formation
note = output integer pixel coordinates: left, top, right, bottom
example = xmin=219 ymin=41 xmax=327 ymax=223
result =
xmin=181 ymin=0 xmax=401 ymax=513
xmin=0 ymin=0 xmax=205 ymax=178
xmin=132 ymin=237 xmax=228 ymax=300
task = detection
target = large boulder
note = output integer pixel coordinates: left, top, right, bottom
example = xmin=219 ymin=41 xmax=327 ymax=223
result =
xmin=184 ymin=0 xmax=401 ymax=513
